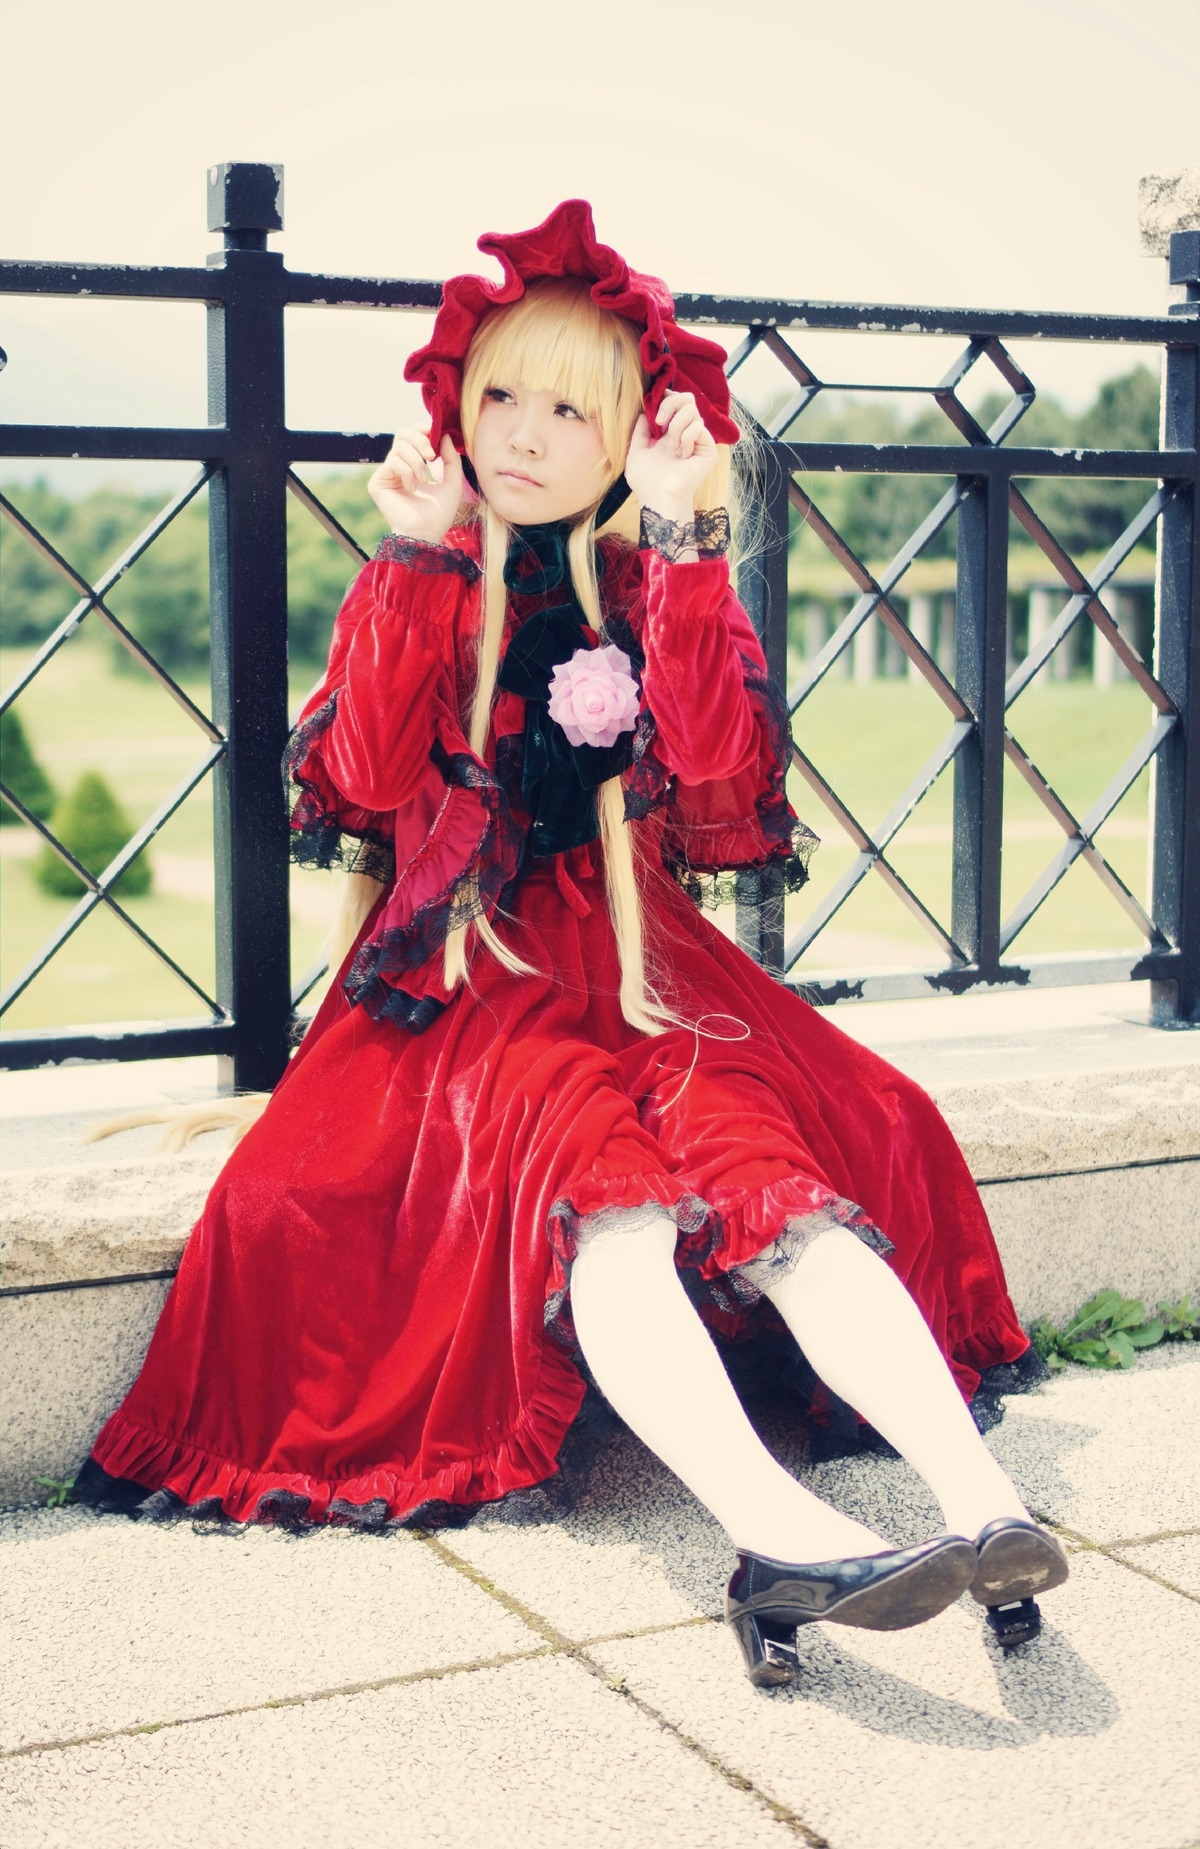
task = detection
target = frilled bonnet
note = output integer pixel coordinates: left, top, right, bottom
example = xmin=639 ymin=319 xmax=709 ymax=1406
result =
xmin=404 ymin=198 xmax=740 ymax=451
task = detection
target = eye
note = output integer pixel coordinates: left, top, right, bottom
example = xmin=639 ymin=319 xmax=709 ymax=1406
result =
xmin=555 ymin=400 xmax=585 ymax=420
xmin=483 ymin=386 xmax=514 ymax=404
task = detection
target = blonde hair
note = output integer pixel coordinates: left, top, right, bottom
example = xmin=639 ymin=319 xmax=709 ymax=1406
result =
xmin=442 ymin=277 xmax=732 ymax=1036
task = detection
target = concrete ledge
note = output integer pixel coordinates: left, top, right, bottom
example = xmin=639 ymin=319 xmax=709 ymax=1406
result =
xmin=3 ymin=1280 xmax=172 ymax=1508
xmin=980 ymin=1162 xmax=1200 ymax=1325
xmin=2 ymin=984 xmax=1198 ymax=1507
xmin=2 ymin=1149 xmax=224 ymax=1289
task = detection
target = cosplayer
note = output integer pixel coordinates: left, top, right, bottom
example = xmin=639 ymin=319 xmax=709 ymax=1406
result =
xmin=75 ymin=201 xmax=1067 ymax=1689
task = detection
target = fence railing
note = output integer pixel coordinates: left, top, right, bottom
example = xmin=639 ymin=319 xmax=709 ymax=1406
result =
xmin=2 ymin=162 xmax=1198 ymax=1089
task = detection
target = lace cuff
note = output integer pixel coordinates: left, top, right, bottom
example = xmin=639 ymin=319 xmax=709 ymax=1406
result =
xmin=638 ymin=506 xmax=731 ymax=563
xmin=375 ymin=533 xmax=481 ymax=582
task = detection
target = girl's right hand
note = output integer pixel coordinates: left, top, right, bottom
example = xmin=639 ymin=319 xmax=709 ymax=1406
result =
xmin=367 ymin=430 xmax=464 ymax=544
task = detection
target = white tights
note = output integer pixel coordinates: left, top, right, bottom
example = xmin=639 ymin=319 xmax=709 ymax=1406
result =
xmin=568 ymin=1205 xmax=1028 ymax=1564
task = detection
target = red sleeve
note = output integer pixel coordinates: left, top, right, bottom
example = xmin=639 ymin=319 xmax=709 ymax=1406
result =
xmin=289 ymin=535 xmax=480 ymax=816
xmin=637 ymin=551 xmax=766 ymax=787
xmin=631 ymin=546 xmax=806 ymax=876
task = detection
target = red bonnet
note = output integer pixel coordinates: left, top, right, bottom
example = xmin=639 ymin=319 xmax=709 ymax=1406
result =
xmin=404 ymin=199 xmax=739 ymax=452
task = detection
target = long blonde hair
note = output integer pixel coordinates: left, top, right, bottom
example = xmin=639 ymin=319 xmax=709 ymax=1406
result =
xmin=443 ymin=278 xmax=733 ymax=1035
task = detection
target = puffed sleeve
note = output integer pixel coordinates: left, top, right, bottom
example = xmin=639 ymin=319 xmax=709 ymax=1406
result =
xmin=631 ymin=545 xmax=814 ymax=881
xmin=285 ymin=533 xmax=481 ymax=870
xmin=637 ymin=551 xmax=764 ymax=786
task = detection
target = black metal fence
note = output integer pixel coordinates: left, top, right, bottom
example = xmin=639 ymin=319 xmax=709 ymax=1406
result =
xmin=2 ymin=162 xmax=1198 ymax=1090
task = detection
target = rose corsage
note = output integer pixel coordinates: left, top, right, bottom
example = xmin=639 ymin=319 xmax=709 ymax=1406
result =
xmin=547 ymin=644 xmax=640 ymax=748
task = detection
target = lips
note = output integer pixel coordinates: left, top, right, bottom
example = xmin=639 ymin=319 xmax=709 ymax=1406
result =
xmin=500 ymin=470 xmax=542 ymax=487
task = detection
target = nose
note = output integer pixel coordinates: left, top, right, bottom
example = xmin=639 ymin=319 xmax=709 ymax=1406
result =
xmin=506 ymin=403 xmax=545 ymax=456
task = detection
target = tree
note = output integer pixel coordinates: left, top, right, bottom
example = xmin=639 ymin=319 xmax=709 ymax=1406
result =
xmin=0 ymin=707 xmax=56 ymax=825
xmin=33 ymin=771 xmax=151 ymax=898
xmin=1028 ymin=366 xmax=1161 ymax=553
xmin=106 ymin=495 xmax=210 ymax=675
xmin=0 ymin=479 xmax=83 ymax=647
xmin=286 ymin=470 xmax=386 ymax=664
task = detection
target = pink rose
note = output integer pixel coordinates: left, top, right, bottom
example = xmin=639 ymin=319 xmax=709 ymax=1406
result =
xmin=547 ymin=644 xmax=640 ymax=748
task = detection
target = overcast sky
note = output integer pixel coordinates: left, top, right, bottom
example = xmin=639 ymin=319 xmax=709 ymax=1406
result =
xmin=2 ymin=0 xmax=1197 ymax=494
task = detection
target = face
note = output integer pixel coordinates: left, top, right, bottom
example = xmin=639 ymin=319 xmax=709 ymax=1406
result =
xmin=469 ymin=383 xmax=610 ymax=526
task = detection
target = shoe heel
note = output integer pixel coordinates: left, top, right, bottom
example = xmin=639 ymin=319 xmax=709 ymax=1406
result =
xmin=730 ymin=1613 xmax=801 ymax=1689
xmin=985 ymin=1597 xmax=1042 ymax=1650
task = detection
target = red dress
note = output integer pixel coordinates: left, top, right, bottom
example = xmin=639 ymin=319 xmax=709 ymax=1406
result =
xmin=80 ymin=528 xmax=1028 ymax=1526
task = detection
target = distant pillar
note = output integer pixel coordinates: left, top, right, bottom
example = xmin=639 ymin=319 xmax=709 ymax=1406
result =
xmin=1094 ymin=588 xmax=1133 ymax=685
xmin=803 ymin=600 xmax=827 ymax=662
xmin=937 ymin=595 xmax=956 ymax=680
xmin=907 ymin=592 xmax=934 ymax=679
xmin=835 ymin=599 xmax=854 ymax=678
xmin=881 ymin=624 xmax=905 ymax=678
xmin=853 ymin=614 xmax=876 ymax=683
xmin=1027 ymin=586 xmax=1068 ymax=679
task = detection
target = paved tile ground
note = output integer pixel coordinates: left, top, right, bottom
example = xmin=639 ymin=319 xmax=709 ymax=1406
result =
xmin=2 ymin=1345 xmax=1198 ymax=1849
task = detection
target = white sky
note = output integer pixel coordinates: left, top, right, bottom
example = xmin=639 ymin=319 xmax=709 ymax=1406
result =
xmin=2 ymin=0 xmax=1198 ymax=493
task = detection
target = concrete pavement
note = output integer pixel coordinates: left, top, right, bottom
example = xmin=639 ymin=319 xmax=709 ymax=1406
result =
xmin=3 ymin=1343 xmax=1198 ymax=1849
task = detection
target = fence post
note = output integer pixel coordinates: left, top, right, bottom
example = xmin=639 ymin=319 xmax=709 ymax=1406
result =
xmin=951 ymin=472 xmax=1009 ymax=976
xmin=205 ymin=161 xmax=293 ymax=1089
xmin=734 ymin=439 xmax=789 ymax=975
xmin=1141 ymin=186 xmax=1200 ymax=1023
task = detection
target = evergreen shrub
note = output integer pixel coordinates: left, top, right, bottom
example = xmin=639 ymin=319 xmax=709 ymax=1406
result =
xmin=33 ymin=771 xmax=152 ymax=898
xmin=0 ymin=707 xmax=56 ymax=825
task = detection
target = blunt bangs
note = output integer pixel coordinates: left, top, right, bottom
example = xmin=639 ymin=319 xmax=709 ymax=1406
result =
xmin=461 ymin=280 xmax=645 ymax=470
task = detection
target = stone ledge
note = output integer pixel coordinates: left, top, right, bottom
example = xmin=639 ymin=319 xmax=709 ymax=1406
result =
xmin=932 ymin=1064 xmax=1200 ymax=1183
xmin=2 ymin=985 xmax=1198 ymax=1293
xmin=1 ymin=1149 xmax=223 ymax=1290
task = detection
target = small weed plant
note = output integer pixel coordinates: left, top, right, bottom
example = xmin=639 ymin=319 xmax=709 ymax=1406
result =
xmin=37 ymin=1476 xmax=76 ymax=1508
xmin=1032 ymin=1290 xmax=1199 ymax=1372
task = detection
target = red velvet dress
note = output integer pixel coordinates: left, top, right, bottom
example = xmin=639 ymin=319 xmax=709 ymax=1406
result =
xmin=81 ymin=528 xmax=1028 ymax=1526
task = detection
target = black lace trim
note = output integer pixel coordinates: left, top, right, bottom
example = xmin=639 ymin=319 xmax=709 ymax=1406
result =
xmin=671 ymin=660 xmax=818 ymax=905
xmin=669 ymin=830 xmax=818 ymax=911
xmin=621 ymin=709 xmax=673 ymax=823
xmin=348 ymin=986 xmax=449 ymax=1036
xmin=283 ymin=693 xmax=396 ymax=885
xmin=639 ymin=506 xmax=731 ymax=562
xmin=70 ymin=1340 xmax=1045 ymax=1530
xmin=376 ymin=533 xmax=481 ymax=581
xmin=341 ymin=741 xmax=526 ymax=1022
xmin=541 ymin=1191 xmax=720 ymax=1350
xmin=71 ymin=1387 xmax=623 ymax=1534
xmin=722 ymin=1200 xmax=895 ymax=1308
xmin=748 ymin=666 xmax=808 ymax=858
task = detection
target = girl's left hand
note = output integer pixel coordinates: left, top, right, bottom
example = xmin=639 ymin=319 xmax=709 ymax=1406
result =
xmin=623 ymin=391 xmax=717 ymax=519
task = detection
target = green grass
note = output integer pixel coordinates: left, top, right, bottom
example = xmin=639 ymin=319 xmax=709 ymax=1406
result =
xmin=786 ymin=677 xmax=1152 ymax=969
xmin=1 ymin=635 xmax=1158 ymax=1031
xmin=1 ymin=636 xmax=331 ymax=1031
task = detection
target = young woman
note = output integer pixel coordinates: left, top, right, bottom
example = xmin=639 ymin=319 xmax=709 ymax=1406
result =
xmin=75 ymin=201 xmax=1067 ymax=1689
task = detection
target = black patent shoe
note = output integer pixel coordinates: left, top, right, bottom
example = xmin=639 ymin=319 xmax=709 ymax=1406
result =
xmin=971 ymin=1517 xmax=1070 ymax=1651
xmin=725 ymin=1534 xmax=978 ymax=1690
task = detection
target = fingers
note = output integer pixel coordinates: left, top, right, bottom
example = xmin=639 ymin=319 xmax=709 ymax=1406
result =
xmin=652 ymin=392 xmax=710 ymax=460
xmin=375 ymin=428 xmax=439 ymax=495
xmin=438 ymin=432 xmax=463 ymax=485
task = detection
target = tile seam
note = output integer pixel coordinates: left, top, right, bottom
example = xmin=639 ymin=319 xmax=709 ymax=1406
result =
xmin=0 ymin=1643 xmax=557 ymax=1762
xmin=423 ymin=1532 xmax=832 ymax=1847
xmin=1104 ymin=1525 xmax=1200 ymax=1548
xmin=1041 ymin=1519 xmax=1200 ymax=1606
